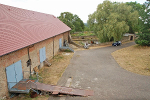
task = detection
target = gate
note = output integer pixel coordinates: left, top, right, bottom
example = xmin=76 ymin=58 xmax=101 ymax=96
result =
xmin=6 ymin=60 xmax=23 ymax=90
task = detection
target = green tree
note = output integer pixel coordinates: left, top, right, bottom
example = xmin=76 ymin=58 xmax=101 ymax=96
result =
xmin=58 ymin=12 xmax=84 ymax=33
xmin=58 ymin=12 xmax=75 ymax=33
xmin=84 ymin=23 xmax=90 ymax=31
xmin=73 ymin=14 xmax=85 ymax=32
xmin=142 ymin=1 xmax=150 ymax=33
xmin=126 ymin=1 xmax=149 ymax=33
xmin=135 ymin=33 xmax=150 ymax=46
xmin=87 ymin=0 xmax=139 ymax=42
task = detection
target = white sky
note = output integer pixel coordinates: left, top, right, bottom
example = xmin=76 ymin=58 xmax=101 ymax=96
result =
xmin=0 ymin=0 xmax=146 ymax=23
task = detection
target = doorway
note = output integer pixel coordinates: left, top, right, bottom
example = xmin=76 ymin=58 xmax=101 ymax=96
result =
xmin=6 ymin=60 xmax=23 ymax=90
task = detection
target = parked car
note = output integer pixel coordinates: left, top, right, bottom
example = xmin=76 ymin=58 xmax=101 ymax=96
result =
xmin=112 ymin=41 xmax=121 ymax=46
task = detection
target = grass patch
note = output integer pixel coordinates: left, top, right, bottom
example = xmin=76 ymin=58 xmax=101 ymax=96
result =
xmin=112 ymin=45 xmax=150 ymax=75
xmin=63 ymin=49 xmax=72 ymax=52
xmin=79 ymin=41 xmax=85 ymax=46
xmin=29 ymin=74 xmax=38 ymax=80
xmin=53 ymin=54 xmax=64 ymax=62
xmin=38 ymin=52 xmax=74 ymax=85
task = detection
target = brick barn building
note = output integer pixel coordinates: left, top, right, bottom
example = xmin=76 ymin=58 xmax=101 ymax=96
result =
xmin=0 ymin=4 xmax=71 ymax=98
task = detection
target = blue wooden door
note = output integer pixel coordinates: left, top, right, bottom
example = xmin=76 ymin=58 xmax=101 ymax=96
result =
xmin=59 ymin=38 xmax=62 ymax=48
xmin=6 ymin=60 xmax=23 ymax=90
xmin=14 ymin=60 xmax=23 ymax=83
xmin=6 ymin=64 xmax=16 ymax=90
xmin=40 ymin=47 xmax=46 ymax=63
xmin=40 ymin=48 xmax=43 ymax=63
xmin=43 ymin=47 xmax=46 ymax=61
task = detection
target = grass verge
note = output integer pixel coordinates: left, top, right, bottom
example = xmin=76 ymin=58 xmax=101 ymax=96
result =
xmin=39 ymin=52 xmax=74 ymax=85
xmin=112 ymin=45 xmax=150 ymax=75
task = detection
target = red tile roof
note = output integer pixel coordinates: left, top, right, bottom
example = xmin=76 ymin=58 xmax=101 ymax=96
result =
xmin=0 ymin=4 xmax=71 ymax=56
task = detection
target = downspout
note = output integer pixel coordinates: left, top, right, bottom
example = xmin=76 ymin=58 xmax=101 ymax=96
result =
xmin=27 ymin=45 xmax=34 ymax=77
xmin=63 ymin=33 xmax=64 ymax=42
xmin=53 ymin=37 xmax=54 ymax=58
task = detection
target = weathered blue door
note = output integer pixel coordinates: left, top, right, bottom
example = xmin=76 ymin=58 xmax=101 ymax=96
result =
xmin=6 ymin=60 xmax=23 ymax=90
xmin=6 ymin=64 xmax=16 ymax=90
xmin=14 ymin=60 xmax=23 ymax=83
xmin=59 ymin=38 xmax=62 ymax=48
xmin=40 ymin=47 xmax=46 ymax=63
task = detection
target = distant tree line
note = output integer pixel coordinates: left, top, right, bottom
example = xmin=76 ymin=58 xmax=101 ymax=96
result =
xmin=58 ymin=0 xmax=150 ymax=44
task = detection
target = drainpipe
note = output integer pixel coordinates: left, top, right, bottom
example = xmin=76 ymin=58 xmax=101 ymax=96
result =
xmin=27 ymin=45 xmax=34 ymax=77
xmin=63 ymin=33 xmax=64 ymax=43
xmin=53 ymin=36 xmax=55 ymax=58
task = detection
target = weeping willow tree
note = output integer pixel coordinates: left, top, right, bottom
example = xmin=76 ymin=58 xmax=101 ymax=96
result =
xmin=88 ymin=0 xmax=139 ymax=42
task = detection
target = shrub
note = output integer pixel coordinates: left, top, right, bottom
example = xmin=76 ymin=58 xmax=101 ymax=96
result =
xmin=135 ymin=33 xmax=150 ymax=46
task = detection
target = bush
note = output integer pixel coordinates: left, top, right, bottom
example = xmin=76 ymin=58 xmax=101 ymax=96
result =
xmin=135 ymin=33 xmax=150 ymax=46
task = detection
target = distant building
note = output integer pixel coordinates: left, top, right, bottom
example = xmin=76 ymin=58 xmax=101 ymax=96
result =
xmin=123 ymin=33 xmax=135 ymax=40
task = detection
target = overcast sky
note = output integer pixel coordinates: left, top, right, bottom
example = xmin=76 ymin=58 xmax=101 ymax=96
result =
xmin=0 ymin=0 xmax=146 ymax=23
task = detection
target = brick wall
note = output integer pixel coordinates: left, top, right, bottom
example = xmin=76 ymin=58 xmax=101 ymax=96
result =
xmin=63 ymin=32 xmax=69 ymax=41
xmin=0 ymin=31 xmax=69 ymax=98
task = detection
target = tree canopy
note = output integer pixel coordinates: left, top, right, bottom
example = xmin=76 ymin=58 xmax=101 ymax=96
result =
xmin=135 ymin=33 xmax=150 ymax=46
xmin=58 ymin=12 xmax=84 ymax=33
xmin=126 ymin=1 xmax=150 ymax=33
xmin=142 ymin=1 xmax=150 ymax=33
xmin=87 ymin=0 xmax=139 ymax=42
